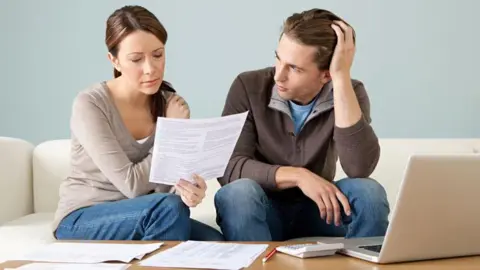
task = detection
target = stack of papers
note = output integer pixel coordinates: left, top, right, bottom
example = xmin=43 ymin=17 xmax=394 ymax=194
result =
xmin=17 ymin=242 xmax=163 ymax=263
xmin=5 ymin=263 xmax=129 ymax=270
xmin=140 ymin=241 xmax=268 ymax=270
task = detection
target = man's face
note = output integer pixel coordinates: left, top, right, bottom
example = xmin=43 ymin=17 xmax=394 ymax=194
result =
xmin=274 ymin=33 xmax=330 ymax=105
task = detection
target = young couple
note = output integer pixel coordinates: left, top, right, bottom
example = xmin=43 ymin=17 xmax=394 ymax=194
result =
xmin=53 ymin=5 xmax=390 ymax=242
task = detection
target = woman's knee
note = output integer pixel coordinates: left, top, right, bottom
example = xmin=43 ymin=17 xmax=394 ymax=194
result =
xmin=143 ymin=193 xmax=191 ymax=240
xmin=150 ymin=193 xmax=190 ymax=221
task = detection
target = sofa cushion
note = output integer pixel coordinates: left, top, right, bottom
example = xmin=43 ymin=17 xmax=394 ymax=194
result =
xmin=0 ymin=213 xmax=55 ymax=262
xmin=33 ymin=140 xmax=71 ymax=213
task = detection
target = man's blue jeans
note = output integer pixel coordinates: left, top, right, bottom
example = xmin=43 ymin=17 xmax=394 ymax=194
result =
xmin=55 ymin=193 xmax=224 ymax=241
xmin=214 ymin=178 xmax=390 ymax=241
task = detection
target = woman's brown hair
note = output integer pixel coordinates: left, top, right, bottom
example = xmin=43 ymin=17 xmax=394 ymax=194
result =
xmin=105 ymin=5 xmax=175 ymax=121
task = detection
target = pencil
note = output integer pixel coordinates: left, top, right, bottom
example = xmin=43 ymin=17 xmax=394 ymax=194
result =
xmin=262 ymin=248 xmax=277 ymax=263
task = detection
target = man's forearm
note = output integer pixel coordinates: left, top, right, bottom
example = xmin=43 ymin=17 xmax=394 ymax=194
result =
xmin=332 ymin=74 xmax=363 ymax=128
xmin=222 ymin=159 xmax=306 ymax=190
xmin=331 ymin=76 xmax=380 ymax=178
xmin=220 ymin=156 xmax=281 ymax=190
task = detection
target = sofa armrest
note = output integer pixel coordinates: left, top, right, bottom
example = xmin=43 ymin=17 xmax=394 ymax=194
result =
xmin=0 ymin=137 xmax=34 ymax=224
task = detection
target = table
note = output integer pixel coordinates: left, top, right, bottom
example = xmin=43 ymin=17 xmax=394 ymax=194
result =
xmin=1 ymin=241 xmax=479 ymax=269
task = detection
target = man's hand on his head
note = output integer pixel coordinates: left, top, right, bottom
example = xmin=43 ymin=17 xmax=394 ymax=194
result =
xmin=329 ymin=20 xmax=356 ymax=81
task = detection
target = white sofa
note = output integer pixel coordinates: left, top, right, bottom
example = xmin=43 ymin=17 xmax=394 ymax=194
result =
xmin=1 ymin=136 xmax=479 ymax=262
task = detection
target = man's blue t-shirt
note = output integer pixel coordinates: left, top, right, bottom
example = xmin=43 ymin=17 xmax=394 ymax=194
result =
xmin=288 ymin=99 xmax=316 ymax=134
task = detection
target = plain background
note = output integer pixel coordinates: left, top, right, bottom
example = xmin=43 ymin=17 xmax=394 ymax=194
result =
xmin=1 ymin=0 xmax=479 ymax=144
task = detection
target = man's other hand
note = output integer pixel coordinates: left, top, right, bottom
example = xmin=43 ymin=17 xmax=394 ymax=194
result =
xmin=297 ymin=169 xmax=351 ymax=226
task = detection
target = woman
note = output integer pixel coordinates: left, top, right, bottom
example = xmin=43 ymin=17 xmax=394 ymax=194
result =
xmin=53 ymin=5 xmax=224 ymax=241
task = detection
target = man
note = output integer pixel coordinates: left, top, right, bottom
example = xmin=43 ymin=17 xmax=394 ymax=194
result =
xmin=215 ymin=8 xmax=390 ymax=241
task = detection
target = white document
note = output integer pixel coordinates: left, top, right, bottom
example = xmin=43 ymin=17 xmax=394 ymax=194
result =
xmin=149 ymin=111 xmax=248 ymax=185
xmin=18 ymin=242 xmax=163 ymax=264
xmin=139 ymin=241 xmax=268 ymax=270
xmin=7 ymin=263 xmax=129 ymax=270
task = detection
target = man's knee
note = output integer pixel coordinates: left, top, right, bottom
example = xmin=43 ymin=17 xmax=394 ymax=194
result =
xmin=214 ymin=179 xmax=271 ymax=240
xmin=214 ymin=178 xmax=269 ymax=225
xmin=335 ymin=178 xmax=390 ymax=237
xmin=214 ymin=178 xmax=266 ymax=208
xmin=335 ymin=177 xmax=390 ymax=213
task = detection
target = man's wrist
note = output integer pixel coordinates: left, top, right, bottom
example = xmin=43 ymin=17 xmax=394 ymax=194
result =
xmin=292 ymin=167 xmax=308 ymax=187
xmin=285 ymin=166 xmax=308 ymax=187
xmin=275 ymin=166 xmax=308 ymax=189
xmin=331 ymin=72 xmax=351 ymax=87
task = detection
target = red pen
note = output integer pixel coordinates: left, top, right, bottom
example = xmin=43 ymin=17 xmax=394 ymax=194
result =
xmin=262 ymin=248 xmax=277 ymax=263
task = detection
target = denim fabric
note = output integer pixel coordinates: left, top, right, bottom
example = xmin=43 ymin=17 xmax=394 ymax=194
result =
xmin=56 ymin=193 xmax=224 ymax=241
xmin=214 ymin=178 xmax=390 ymax=241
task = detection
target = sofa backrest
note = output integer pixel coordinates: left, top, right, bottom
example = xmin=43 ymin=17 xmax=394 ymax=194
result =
xmin=31 ymin=139 xmax=480 ymax=215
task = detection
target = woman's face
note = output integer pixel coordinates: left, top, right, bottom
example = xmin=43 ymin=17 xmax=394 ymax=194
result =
xmin=109 ymin=30 xmax=165 ymax=95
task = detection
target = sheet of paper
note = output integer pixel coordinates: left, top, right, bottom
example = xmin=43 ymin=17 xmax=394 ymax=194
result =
xmin=149 ymin=111 xmax=248 ymax=185
xmin=139 ymin=241 xmax=268 ymax=270
xmin=8 ymin=263 xmax=129 ymax=270
xmin=18 ymin=242 xmax=163 ymax=264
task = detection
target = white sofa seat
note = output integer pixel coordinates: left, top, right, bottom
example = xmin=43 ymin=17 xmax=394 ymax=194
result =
xmin=1 ymin=137 xmax=479 ymax=262
xmin=0 ymin=213 xmax=55 ymax=260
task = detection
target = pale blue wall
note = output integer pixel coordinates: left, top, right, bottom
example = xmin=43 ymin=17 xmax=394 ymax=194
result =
xmin=1 ymin=0 xmax=479 ymax=144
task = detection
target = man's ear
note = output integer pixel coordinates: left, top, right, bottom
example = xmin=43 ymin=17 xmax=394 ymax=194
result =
xmin=320 ymin=70 xmax=332 ymax=84
xmin=107 ymin=52 xmax=121 ymax=72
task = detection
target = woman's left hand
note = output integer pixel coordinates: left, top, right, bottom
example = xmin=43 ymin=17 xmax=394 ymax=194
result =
xmin=165 ymin=94 xmax=190 ymax=119
xmin=175 ymin=174 xmax=207 ymax=207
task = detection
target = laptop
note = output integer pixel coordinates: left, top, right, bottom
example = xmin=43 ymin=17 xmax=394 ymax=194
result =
xmin=319 ymin=153 xmax=480 ymax=264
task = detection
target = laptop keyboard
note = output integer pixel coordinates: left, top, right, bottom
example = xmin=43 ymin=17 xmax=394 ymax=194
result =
xmin=359 ymin=244 xmax=382 ymax=253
